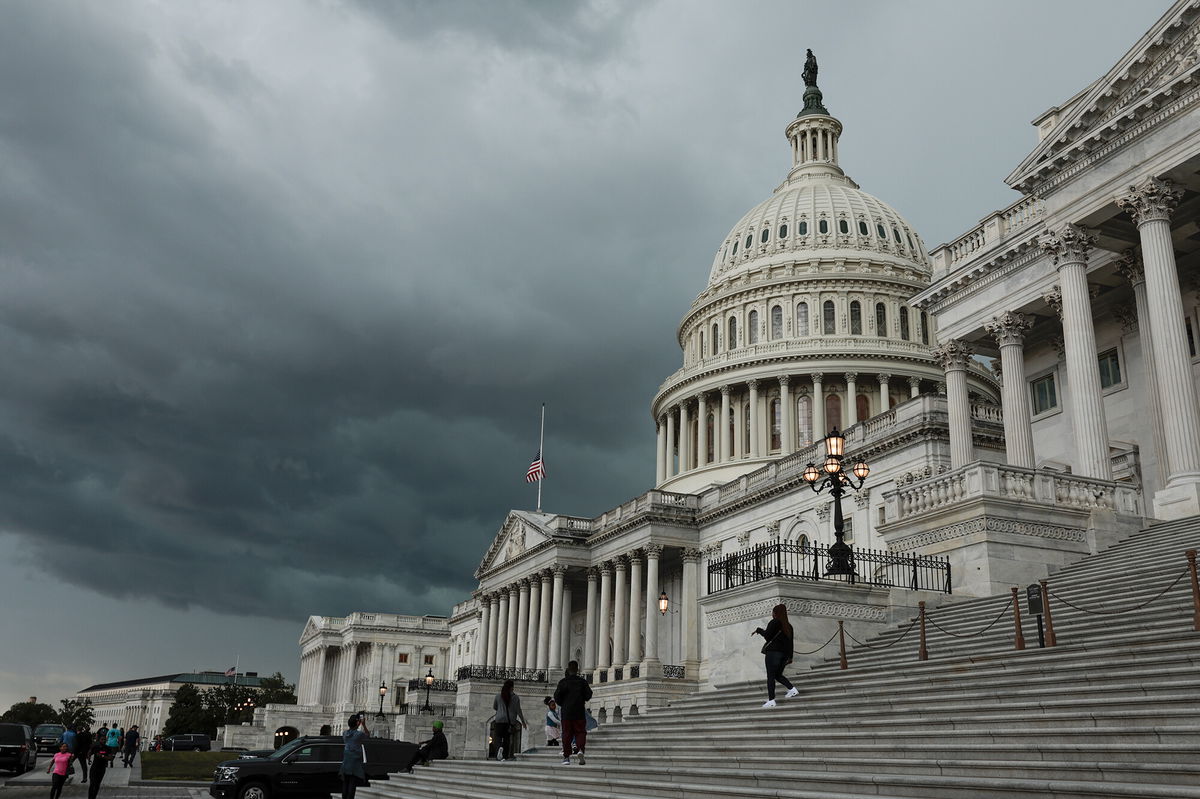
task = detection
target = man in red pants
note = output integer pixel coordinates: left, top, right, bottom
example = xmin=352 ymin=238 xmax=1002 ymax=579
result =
xmin=552 ymin=660 xmax=593 ymax=766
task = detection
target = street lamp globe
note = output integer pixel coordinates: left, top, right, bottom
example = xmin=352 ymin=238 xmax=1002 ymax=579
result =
xmin=823 ymin=455 xmax=842 ymax=474
xmin=658 ymin=590 xmax=669 ymax=615
xmin=824 ymin=427 xmax=846 ymax=457
xmin=853 ymin=460 xmax=870 ymax=480
xmin=379 ymin=683 xmax=387 ymax=698
xmin=802 ymin=463 xmax=821 ymax=483
xmin=424 ymin=669 xmax=435 ymax=687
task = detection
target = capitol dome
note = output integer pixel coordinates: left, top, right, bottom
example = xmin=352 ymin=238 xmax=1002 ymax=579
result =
xmin=650 ymin=58 xmax=998 ymax=493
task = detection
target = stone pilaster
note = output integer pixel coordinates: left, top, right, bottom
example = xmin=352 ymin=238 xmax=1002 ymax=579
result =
xmin=1115 ymin=252 xmax=1167 ymax=486
xmin=681 ymin=548 xmax=701 ymax=678
xmin=933 ymin=340 xmax=974 ymax=469
xmin=984 ymin=311 xmax=1036 ymax=469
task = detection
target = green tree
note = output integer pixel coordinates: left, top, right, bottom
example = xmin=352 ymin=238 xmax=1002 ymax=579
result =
xmin=255 ymin=673 xmax=297 ymax=706
xmin=55 ymin=698 xmax=94 ymax=730
xmin=163 ymin=684 xmax=212 ymax=737
xmin=0 ymin=701 xmax=58 ymax=728
xmin=203 ymin=684 xmax=259 ymax=727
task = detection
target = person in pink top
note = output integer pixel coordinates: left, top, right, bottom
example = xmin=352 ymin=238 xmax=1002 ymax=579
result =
xmin=46 ymin=743 xmax=73 ymax=799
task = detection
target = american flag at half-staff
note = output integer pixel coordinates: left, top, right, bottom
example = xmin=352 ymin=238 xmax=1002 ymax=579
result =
xmin=527 ymin=404 xmax=546 ymax=512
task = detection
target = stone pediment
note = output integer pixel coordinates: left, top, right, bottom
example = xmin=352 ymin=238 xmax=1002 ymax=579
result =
xmin=299 ymin=615 xmax=321 ymax=644
xmin=1008 ymin=1 xmax=1200 ymax=192
xmin=474 ymin=511 xmax=552 ymax=577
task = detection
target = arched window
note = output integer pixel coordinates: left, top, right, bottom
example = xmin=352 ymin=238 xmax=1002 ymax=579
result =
xmin=798 ymin=221 xmax=808 ymax=235
xmin=699 ymin=330 xmax=705 ymax=357
xmin=760 ymin=228 xmax=769 ymax=244
xmin=743 ymin=403 xmax=751 ymax=454
xmin=838 ymin=219 xmax=849 ymax=234
xmin=900 ymin=307 xmax=910 ymax=341
xmin=856 ymin=394 xmax=870 ymax=422
xmin=875 ymin=303 xmax=887 ymax=338
xmin=778 ymin=223 xmax=788 ymax=239
xmin=796 ymin=302 xmax=809 ymax=337
xmin=770 ymin=398 xmax=781 ymax=451
xmin=712 ymin=323 xmax=719 ymax=353
xmin=906 ymin=232 xmax=915 ymax=249
xmin=921 ymin=311 xmax=930 ymax=345
xmin=858 ymin=220 xmax=869 ymax=236
xmin=770 ymin=305 xmax=783 ymax=339
xmin=876 ymin=223 xmax=887 ymax=239
xmin=748 ymin=310 xmax=759 ymax=344
xmin=893 ymin=227 xmax=902 ymax=244
xmin=706 ymin=413 xmax=715 ymax=463
xmin=796 ymin=395 xmax=813 ymax=448
xmin=825 ymin=393 xmax=842 ymax=430
xmin=850 ymin=301 xmax=862 ymax=335
xmin=823 ymin=300 xmax=836 ymax=334
xmin=732 ymin=240 xmax=738 ymax=256
xmin=818 ymin=219 xmax=829 ymax=234
xmin=744 ymin=234 xmax=753 ymax=250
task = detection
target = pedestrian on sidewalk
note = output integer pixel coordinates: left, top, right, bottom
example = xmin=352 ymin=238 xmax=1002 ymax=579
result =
xmin=400 ymin=719 xmax=447 ymax=773
xmin=491 ymin=680 xmax=526 ymax=762
xmin=753 ymin=603 xmax=798 ymax=708
xmin=337 ymin=714 xmax=370 ymax=799
xmin=87 ymin=742 xmax=110 ymax=799
xmin=543 ymin=697 xmax=561 ymax=747
xmin=74 ymin=727 xmax=92 ymax=782
xmin=552 ymin=660 xmax=592 ymax=766
xmin=46 ymin=744 xmax=72 ymax=799
xmin=121 ymin=725 xmax=140 ymax=767
xmin=104 ymin=726 xmax=121 ymax=765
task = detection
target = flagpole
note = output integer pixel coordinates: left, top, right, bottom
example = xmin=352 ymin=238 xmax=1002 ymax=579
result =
xmin=536 ymin=404 xmax=545 ymax=513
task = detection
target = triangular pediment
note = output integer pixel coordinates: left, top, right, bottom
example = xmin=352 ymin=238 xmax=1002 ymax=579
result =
xmin=475 ymin=510 xmax=553 ymax=577
xmin=299 ymin=615 xmax=321 ymax=644
xmin=1008 ymin=0 xmax=1200 ymax=191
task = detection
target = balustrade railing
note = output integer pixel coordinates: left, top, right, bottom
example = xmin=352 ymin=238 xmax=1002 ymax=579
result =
xmin=662 ymin=665 xmax=686 ymax=679
xmin=393 ymin=703 xmax=455 ymax=717
xmin=455 ymin=666 xmax=547 ymax=683
xmin=406 ymin=678 xmax=457 ymax=693
xmin=707 ymin=541 xmax=950 ymax=594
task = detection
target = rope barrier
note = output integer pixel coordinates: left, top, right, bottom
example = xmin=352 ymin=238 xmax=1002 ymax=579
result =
xmin=925 ymin=594 xmax=1014 ymax=639
xmin=794 ymin=628 xmax=840 ymax=656
xmin=1047 ymin=568 xmax=1190 ymax=615
xmin=843 ymin=615 xmax=919 ymax=650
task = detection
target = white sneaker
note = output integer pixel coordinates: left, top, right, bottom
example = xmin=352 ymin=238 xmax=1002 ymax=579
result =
xmin=761 ymin=699 xmax=776 ymax=708
xmin=496 ymin=747 xmax=503 ymax=762
xmin=577 ymin=752 xmax=586 ymax=765
xmin=560 ymin=758 xmax=571 ymax=765
xmin=785 ymin=687 xmax=799 ymax=699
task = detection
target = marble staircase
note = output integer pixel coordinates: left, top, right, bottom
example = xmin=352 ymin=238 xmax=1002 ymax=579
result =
xmin=360 ymin=516 xmax=1200 ymax=799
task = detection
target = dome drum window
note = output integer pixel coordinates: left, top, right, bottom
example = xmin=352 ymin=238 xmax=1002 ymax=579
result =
xmin=796 ymin=302 xmax=809 ymax=337
xmin=858 ymin=220 xmax=869 ymax=236
xmin=822 ymin=300 xmax=836 ymax=335
xmin=818 ymin=219 xmax=829 ymax=234
xmin=744 ymin=234 xmax=753 ymax=250
xmin=798 ymin=221 xmax=808 ymax=236
xmin=876 ymin=223 xmax=887 ymax=239
xmin=778 ymin=223 xmax=789 ymax=239
xmin=875 ymin=303 xmax=887 ymax=338
xmin=748 ymin=310 xmax=760 ymax=345
xmin=850 ymin=301 xmax=862 ymax=335
xmin=838 ymin=219 xmax=850 ymax=234
xmin=760 ymin=229 xmax=770 ymax=244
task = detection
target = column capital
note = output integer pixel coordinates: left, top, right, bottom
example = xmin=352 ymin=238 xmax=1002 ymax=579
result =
xmin=877 ymin=372 xmax=891 ymax=383
xmin=843 ymin=371 xmax=857 ymax=383
xmin=681 ymin=547 xmax=702 ymax=563
xmin=720 ymin=384 xmax=731 ymax=397
xmin=599 ymin=561 xmax=613 ymax=576
xmin=1113 ymin=302 xmax=1138 ymax=333
xmin=509 ymin=583 xmax=521 ymax=596
xmin=811 ymin=372 xmax=824 ymax=384
xmin=747 ymin=378 xmax=759 ymax=391
xmin=552 ymin=564 xmax=568 ymax=577
xmin=1117 ymin=176 xmax=1182 ymax=226
xmin=1114 ymin=250 xmax=1144 ymax=287
xmin=540 ymin=570 xmax=554 ymax=584
xmin=908 ymin=376 xmax=921 ymax=389
xmin=613 ymin=556 xmax=628 ymax=572
xmin=644 ymin=543 xmax=664 ymax=558
xmin=984 ymin=311 xmax=1033 ymax=347
xmin=518 ymin=577 xmax=531 ymax=589
xmin=1042 ymin=286 xmax=1063 ymax=319
xmin=627 ymin=550 xmax=644 ymax=565
xmin=670 ymin=403 xmax=680 ymax=414
xmin=586 ymin=567 xmax=599 ymax=582
xmin=1039 ymin=223 xmax=1095 ymax=266
xmin=779 ymin=374 xmax=792 ymax=387
xmin=932 ymin=340 xmax=974 ymax=371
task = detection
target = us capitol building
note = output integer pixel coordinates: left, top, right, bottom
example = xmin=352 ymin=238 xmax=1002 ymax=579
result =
xmin=231 ymin=1 xmax=1200 ymax=759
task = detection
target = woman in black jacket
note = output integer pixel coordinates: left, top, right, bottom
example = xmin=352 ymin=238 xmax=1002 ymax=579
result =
xmin=753 ymin=603 xmax=798 ymax=708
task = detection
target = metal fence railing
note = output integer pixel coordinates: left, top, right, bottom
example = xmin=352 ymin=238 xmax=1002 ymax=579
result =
xmin=707 ymin=541 xmax=951 ymax=595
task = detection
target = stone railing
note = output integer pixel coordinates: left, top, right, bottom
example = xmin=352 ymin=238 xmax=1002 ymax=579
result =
xmin=883 ymin=461 xmax=1141 ymax=523
xmin=970 ymin=402 xmax=1003 ymax=425
xmin=930 ymin=195 xmax=1045 ymax=277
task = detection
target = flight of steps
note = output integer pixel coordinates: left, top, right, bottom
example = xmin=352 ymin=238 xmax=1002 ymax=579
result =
xmin=363 ymin=516 xmax=1200 ymax=799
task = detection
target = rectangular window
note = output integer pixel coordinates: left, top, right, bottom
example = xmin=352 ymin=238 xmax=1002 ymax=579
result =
xmin=1098 ymin=349 xmax=1121 ymax=389
xmin=1031 ymin=374 xmax=1057 ymax=415
xmin=423 ymin=655 xmax=434 ymax=665
xmin=397 ymin=653 xmax=409 ymax=664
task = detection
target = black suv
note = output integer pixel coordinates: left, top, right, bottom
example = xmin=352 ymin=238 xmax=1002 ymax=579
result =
xmin=164 ymin=734 xmax=212 ymax=751
xmin=209 ymin=736 xmax=415 ymax=799
xmin=32 ymin=724 xmax=65 ymax=754
xmin=0 ymin=724 xmax=35 ymax=774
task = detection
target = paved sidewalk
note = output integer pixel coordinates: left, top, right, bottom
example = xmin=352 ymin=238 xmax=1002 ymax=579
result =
xmin=4 ymin=754 xmax=142 ymax=789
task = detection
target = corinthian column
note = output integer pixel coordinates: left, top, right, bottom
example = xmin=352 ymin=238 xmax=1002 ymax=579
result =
xmin=478 ymin=597 xmax=492 ymax=667
xmin=595 ymin=563 xmax=613 ymax=680
xmin=780 ymin=375 xmax=793 ymax=454
xmin=1040 ymin=224 xmax=1111 ymax=479
xmin=548 ymin=565 xmax=566 ymax=671
xmin=496 ymin=588 xmax=512 ymax=668
xmin=655 ymin=418 xmax=666 ymax=484
xmin=679 ymin=402 xmax=690 ymax=472
xmin=984 ymin=311 xmax=1036 ymax=468
xmin=681 ymin=548 xmax=701 ymax=677
xmin=696 ymin=393 xmax=709 ymax=467
xmin=525 ymin=577 xmax=540 ymax=667
xmin=1115 ymin=252 xmax=1167 ymax=486
xmin=514 ymin=580 xmax=530 ymax=670
xmin=627 ymin=551 xmax=643 ymax=666
xmin=747 ymin=379 xmax=761 ymax=457
xmin=536 ymin=572 xmax=552 ymax=670
xmin=812 ymin=373 xmax=826 ymax=438
xmin=642 ymin=544 xmax=663 ymax=669
xmin=611 ymin=557 xmax=628 ymax=673
xmin=1118 ymin=178 xmax=1200 ymax=514
xmin=933 ymin=340 xmax=974 ymax=469
xmin=719 ymin=386 xmax=731 ymax=461
xmin=845 ymin=372 xmax=858 ymax=424
xmin=583 ymin=568 xmax=598 ymax=673
xmin=486 ymin=594 xmax=500 ymax=668
xmin=878 ymin=373 xmax=892 ymax=413
xmin=665 ymin=408 xmax=676 ymax=479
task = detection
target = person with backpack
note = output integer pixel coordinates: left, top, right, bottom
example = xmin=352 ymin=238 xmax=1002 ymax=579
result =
xmin=74 ymin=727 xmax=92 ymax=782
xmin=553 ymin=660 xmax=593 ymax=766
xmin=104 ymin=725 xmax=121 ymax=765
xmin=86 ymin=740 xmax=110 ymax=799
xmin=491 ymin=680 xmax=526 ymax=762
xmin=753 ymin=603 xmax=798 ymax=708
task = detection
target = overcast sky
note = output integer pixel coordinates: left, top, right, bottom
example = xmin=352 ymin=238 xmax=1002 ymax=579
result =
xmin=0 ymin=0 xmax=1169 ymax=711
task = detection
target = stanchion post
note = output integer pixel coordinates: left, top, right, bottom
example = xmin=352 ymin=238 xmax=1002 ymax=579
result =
xmin=1187 ymin=550 xmax=1200 ymax=632
xmin=1039 ymin=579 xmax=1057 ymax=647
xmin=918 ymin=601 xmax=928 ymax=661
xmin=1011 ymin=586 xmax=1025 ymax=650
xmin=838 ymin=620 xmax=848 ymax=670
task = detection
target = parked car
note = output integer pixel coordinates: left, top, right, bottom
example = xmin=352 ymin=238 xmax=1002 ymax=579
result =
xmin=0 ymin=724 xmax=36 ymax=774
xmin=32 ymin=724 xmax=66 ymax=754
xmin=209 ymin=735 xmax=416 ymax=799
xmin=164 ymin=734 xmax=212 ymax=751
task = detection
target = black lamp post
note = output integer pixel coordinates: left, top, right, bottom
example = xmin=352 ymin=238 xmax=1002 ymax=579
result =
xmin=376 ymin=683 xmax=387 ymax=719
xmin=802 ymin=427 xmax=870 ymax=576
xmin=421 ymin=668 xmax=435 ymax=714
